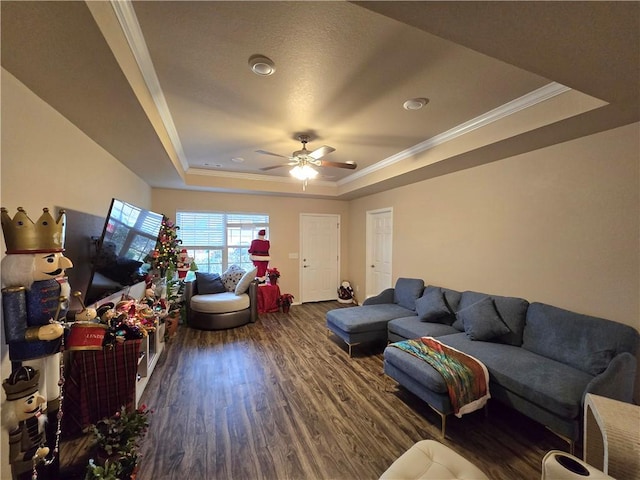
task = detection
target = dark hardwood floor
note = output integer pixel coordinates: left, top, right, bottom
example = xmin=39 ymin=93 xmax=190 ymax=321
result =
xmin=64 ymin=301 xmax=571 ymax=479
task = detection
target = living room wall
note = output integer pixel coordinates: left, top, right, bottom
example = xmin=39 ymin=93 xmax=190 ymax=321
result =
xmin=348 ymin=122 xmax=640 ymax=399
xmin=347 ymin=122 xmax=639 ymax=327
xmin=1 ymin=69 xmax=153 ymax=479
xmin=151 ymin=189 xmax=349 ymax=302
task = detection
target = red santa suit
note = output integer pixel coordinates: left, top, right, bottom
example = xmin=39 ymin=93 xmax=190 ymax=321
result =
xmin=248 ymin=230 xmax=270 ymax=278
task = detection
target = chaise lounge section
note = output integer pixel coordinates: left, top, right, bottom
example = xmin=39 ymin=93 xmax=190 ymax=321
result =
xmin=326 ymin=278 xmax=424 ymax=356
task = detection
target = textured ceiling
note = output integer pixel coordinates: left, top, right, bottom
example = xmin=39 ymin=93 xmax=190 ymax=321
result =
xmin=2 ymin=1 xmax=638 ymax=199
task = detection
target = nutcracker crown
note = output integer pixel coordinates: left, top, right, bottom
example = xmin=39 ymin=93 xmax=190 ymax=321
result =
xmin=1 ymin=207 xmax=66 ymax=254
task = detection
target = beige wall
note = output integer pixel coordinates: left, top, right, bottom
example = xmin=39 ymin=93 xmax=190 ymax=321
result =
xmin=348 ymin=122 xmax=639 ymax=328
xmin=1 ymin=70 xmax=152 ymax=479
xmin=151 ymin=190 xmax=350 ymax=300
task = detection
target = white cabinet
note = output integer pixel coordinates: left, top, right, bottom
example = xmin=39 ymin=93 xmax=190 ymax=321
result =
xmin=135 ymin=321 xmax=165 ymax=406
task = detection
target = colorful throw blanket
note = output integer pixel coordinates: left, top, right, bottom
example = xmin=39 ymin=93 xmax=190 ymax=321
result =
xmin=390 ymin=337 xmax=490 ymax=417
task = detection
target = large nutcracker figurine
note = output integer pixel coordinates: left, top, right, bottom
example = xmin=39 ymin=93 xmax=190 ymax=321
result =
xmin=1 ymin=207 xmax=72 ymax=480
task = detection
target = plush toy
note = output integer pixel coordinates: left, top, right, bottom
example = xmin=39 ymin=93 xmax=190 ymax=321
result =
xmin=337 ymin=281 xmax=355 ymax=304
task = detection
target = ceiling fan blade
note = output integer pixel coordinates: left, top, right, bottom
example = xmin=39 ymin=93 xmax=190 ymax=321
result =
xmin=320 ymin=160 xmax=357 ymax=170
xmin=256 ymin=149 xmax=289 ymax=159
xmin=309 ymin=145 xmax=335 ymax=160
xmin=260 ymin=162 xmax=297 ymax=171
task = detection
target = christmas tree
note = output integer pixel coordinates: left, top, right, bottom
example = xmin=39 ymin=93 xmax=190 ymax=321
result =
xmin=146 ymin=216 xmax=181 ymax=278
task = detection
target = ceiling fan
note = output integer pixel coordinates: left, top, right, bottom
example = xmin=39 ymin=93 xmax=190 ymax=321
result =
xmin=257 ymin=135 xmax=357 ymax=175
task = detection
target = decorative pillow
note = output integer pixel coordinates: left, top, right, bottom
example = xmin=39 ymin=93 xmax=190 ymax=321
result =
xmin=393 ymin=278 xmax=425 ymax=311
xmin=235 ymin=267 xmax=258 ymax=295
xmin=457 ymin=297 xmax=511 ymax=341
xmin=221 ymin=265 xmax=246 ymax=292
xmin=195 ymin=272 xmax=226 ymax=295
xmin=416 ymin=287 xmax=452 ymax=323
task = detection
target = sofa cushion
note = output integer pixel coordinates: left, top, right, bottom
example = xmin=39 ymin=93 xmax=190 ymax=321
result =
xmin=327 ymin=304 xmax=415 ymax=333
xmin=235 ymin=267 xmax=257 ymax=295
xmin=394 ymin=278 xmax=425 ymax=311
xmin=439 ymin=333 xmax=593 ymax=419
xmin=416 ymin=287 xmax=451 ymax=323
xmin=384 ymin=344 xmax=448 ymax=394
xmin=457 ymin=297 xmax=511 ymax=342
xmin=440 ymin=287 xmax=463 ymax=314
xmin=453 ymin=291 xmax=529 ymax=346
xmin=221 ymin=264 xmax=246 ymax=292
xmin=190 ymin=291 xmax=250 ymax=314
xmin=522 ymin=302 xmax=640 ymax=376
xmin=195 ymin=272 xmax=226 ymax=294
xmin=388 ymin=316 xmax=459 ymax=341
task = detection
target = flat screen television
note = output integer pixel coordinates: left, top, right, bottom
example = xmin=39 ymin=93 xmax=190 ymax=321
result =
xmin=83 ymin=198 xmax=164 ymax=306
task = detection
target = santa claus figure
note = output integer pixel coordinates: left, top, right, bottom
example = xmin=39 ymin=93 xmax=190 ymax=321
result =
xmin=248 ymin=229 xmax=270 ymax=281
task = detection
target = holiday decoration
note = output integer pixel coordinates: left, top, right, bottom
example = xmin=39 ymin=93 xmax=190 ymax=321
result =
xmin=266 ymin=267 xmax=280 ymax=285
xmin=176 ymin=248 xmax=197 ymax=279
xmin=1 ymin=207 xmax=73 ymax=480
xmin=278 ymin=293 xmax=294 ymax=313
xmin=145 ymin=216 xmax=181 ymax=278
xmin=337 ymin=281 xmax=355 ymax=304
xmin=249 ymin=229 xmax=270 ymax=281
xmin=2 ymin=367 xmax=51 ymax=480
xmin=85 ymin=404 xmax=152 ymax=480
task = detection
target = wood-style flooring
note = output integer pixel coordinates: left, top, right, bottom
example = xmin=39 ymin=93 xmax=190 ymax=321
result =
xmin=62 ymin=301 xmax=571 ymax=479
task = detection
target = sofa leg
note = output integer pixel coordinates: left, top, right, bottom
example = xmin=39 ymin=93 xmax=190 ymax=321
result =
xmin=427 ymin=404 xmax=447 ymax=439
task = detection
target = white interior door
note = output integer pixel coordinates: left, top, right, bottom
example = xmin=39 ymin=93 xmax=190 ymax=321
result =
xmin=366 ymin=208 xmax=393 ymax=298
xmin=300 ymin=214 xmax=339 ymax=303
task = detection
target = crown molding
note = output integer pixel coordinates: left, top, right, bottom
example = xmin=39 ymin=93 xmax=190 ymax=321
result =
xmin=339 ymin=82 xmax=571 ymax=186
xmin=110 ymin=0 xmax=190 ymax=173
xmin=188 ymin=168 xmax=335 ymax=187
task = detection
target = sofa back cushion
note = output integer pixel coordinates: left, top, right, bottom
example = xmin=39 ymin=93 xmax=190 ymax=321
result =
xmin=522 ymin=302 xmax=639 ymax=376
xmin=393 ymin=278 xmax=425 ymax=311
xmin=453 ymin=291 xmax=529 ymax=346
xmin=416 ymin=285 xmax=462 ymax=324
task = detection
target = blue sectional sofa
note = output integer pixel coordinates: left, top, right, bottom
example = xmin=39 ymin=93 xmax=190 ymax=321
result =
xmin=326 ymin=278 xmax=639 ymax=449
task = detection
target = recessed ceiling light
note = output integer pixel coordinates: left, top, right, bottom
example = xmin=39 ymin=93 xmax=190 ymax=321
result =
xmin=403 ymin=97 xmax=429 ymax=110
xmin=249 ymin=55 xmax=276 ymax=76
xmin=231 ymin=157 xmax=245 ymax=163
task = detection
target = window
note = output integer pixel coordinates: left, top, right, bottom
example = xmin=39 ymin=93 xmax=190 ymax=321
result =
xmin=176 ymin=211 xmax=269 ymax=274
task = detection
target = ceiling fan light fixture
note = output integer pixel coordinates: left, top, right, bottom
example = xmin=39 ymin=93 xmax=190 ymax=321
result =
xmin=403 ymin=97 xmax=429 ymax=110
xmin=290 ymin=164 xmax=319 ymax=181
xmin=249 ymin=55 xmax=276 ymax=76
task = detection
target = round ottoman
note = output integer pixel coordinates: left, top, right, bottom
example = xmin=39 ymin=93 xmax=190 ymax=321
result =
xmin=379 ymin=440 xmax=489 ymax=480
